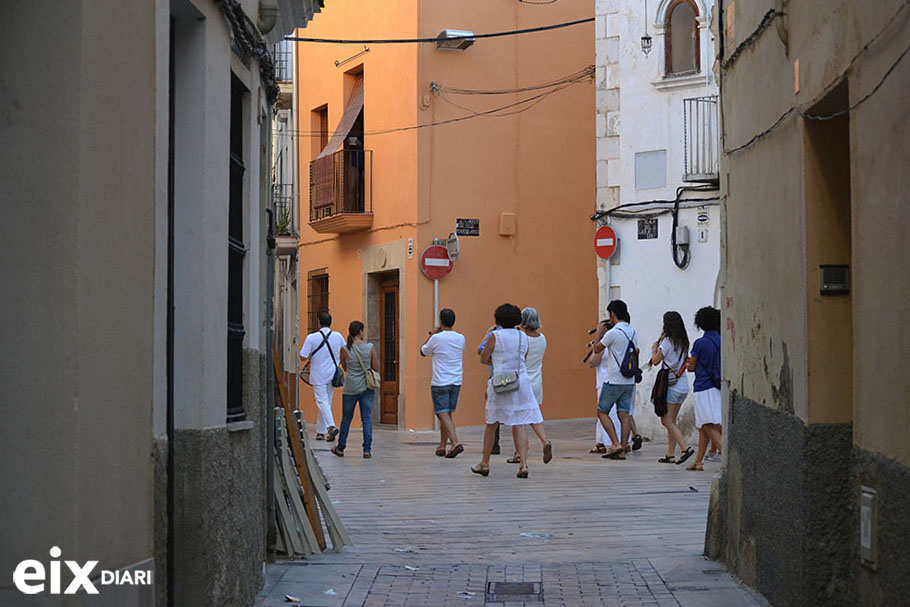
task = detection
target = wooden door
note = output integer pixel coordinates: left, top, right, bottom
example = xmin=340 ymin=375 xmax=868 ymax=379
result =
xmin=378 ymin=279 xmax=399 ymax=425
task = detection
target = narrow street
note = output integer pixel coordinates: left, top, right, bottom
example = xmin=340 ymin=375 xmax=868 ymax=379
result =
xmin=258 ymin=420 xmax=766 ymax=607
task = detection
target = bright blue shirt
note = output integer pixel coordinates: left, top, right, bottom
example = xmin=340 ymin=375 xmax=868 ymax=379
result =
xmin=478 ymin=326 xmax=500 ymax=379
xmin=690 ymin=331 xmax=721 ymax=392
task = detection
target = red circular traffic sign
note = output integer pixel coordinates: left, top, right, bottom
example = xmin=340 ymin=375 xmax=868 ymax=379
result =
xmin=594 ymin=225 xmax=617 ymax=259
xmin=419 ymin=245 xmax=453 ymax=279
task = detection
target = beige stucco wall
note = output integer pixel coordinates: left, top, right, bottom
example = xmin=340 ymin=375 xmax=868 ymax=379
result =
xmin=847 ymin=5 xmax=910 ymax=467
xmin=721 ymin=0 xmax=910 ymax=464
xmin=0 ymin=0 xmax=157 ymax=591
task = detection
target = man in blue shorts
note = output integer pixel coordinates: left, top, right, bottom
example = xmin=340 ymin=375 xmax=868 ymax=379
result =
xmin=591 ymin=300 xmax=638 ymax=459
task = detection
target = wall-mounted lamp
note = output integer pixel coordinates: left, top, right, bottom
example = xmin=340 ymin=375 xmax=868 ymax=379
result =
xmin=335 ymin=45 xmax=370 ymax=67
xmin=436 ymin=29 xmax=475 ymax=51
xmin=641 ymin=0 xmax=652 ymax=56
xmin=641 ymin=33 xmax=653 ymax=55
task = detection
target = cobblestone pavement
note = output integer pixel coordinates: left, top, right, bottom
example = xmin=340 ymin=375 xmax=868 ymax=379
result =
xmin=258 ymin=419 xmax=767 ymax=607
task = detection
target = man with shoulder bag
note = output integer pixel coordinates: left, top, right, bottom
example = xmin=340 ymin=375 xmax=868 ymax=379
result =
xmin=300 ymin=311 xmax=346 ymax=441
xmin=590 ymin=300 xmax=642 ymax=460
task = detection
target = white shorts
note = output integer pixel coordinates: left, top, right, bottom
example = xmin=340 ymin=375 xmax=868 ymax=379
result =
xmin=694 ymin=387 xmax=723 ymax=428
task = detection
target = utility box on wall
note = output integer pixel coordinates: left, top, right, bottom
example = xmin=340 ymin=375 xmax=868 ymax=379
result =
xmin=860 ymin=486 xmax=878 ymax=569
xmin=499 ymin=213 xmax=516 ymax=236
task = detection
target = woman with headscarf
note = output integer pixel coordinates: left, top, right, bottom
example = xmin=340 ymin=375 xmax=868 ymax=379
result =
xmin=505 ymin=307 xmax=553 ymax=465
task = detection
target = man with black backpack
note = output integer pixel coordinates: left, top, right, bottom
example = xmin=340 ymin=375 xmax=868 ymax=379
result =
xmin=591 ymin=300 xmax=641 ymax=460
xmin=300 ymin=311 xmax=346 ymax=442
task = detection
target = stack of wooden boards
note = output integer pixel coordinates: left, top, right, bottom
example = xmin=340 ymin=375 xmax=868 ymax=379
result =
xmin=272 ymin=347 xmax=351 ymax=557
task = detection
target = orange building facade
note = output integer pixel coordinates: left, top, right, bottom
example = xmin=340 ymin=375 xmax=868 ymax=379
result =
xmin=294 ymin=1 xmax=596 ymax=431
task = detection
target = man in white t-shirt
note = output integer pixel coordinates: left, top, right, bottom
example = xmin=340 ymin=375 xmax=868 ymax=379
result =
xmin=591 ymin=300 xmax=639 ymax=459
xmin=420 ymin=308 xmax=466 ymax=458
xmin=300 ymin=311 xmax=346 ymax=441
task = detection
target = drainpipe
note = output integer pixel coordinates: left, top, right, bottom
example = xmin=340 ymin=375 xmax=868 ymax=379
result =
xmin=265 ymin=205 xmax=277 ymax=558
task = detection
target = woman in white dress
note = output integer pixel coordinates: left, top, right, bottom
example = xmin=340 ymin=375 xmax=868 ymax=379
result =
xmin=506 ymin=308 xmax=553 ymax=465
xmin=472 ymin=304 xmax=543 ymax=478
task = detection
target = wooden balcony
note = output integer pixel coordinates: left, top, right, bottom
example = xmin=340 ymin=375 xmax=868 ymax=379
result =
xmin=309 ymin=149 xmax=373 ymax=234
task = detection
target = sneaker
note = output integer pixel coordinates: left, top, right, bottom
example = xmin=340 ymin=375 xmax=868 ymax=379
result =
xmin=326 ymin=426 xmax=339 ymax=442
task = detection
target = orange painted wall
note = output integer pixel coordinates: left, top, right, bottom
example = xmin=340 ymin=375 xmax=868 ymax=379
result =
xmin=296 ymin=1 xmax=596 ymax=431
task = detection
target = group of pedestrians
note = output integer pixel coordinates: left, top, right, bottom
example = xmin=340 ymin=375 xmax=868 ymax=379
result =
xmin=584 ymin=301 xmax=723 ymax=471
xmin=299 ymin=300 xmax=722 ymax=475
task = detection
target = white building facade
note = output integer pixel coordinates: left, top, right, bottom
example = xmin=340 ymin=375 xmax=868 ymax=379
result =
xmin=594 ymin=0 xmax=721 ymax=440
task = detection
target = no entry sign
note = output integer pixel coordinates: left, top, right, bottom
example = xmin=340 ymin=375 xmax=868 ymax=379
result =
xmin=419 ymin=245 xmax=453 ymax=279
xmin=594 ymin=225 xmax=617 ymax=259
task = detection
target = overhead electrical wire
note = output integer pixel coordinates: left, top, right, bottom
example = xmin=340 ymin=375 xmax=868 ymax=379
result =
xmin=282 ymin=66 xmax=594 ymax=138
xmin=721 ymin=8 xmax=783 ymax=70
xmin=724 ymin=0 xmax=910 ymax=155
xmin=437 ymin=80 xmax=576 ymax=119
xmin=590 ymin=187 xmax=721 ymax=270
xmin=284 ymin=17 xmax=593 ymax=44
xmin=437 ymin=65 xmax=594 ymax=95
xmin=726 ymin=38 xmax=910 ymax=154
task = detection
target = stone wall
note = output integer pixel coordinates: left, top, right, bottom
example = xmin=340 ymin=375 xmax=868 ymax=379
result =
xmin=172 ymin=350 xmax=268 ymax=607
xmin=709 ymin=393 xmax=854 ymax=607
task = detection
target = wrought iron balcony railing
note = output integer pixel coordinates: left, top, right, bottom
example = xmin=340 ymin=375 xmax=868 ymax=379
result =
xmin=308 ymin=149 xmax=373 ymax=233
xmin=273 ymin=42 xmax=292 ymax=83
xmin=683 ymin=95 xmax=720 ymax=184
xmin=272 ymin=183 xmax=295 ymax=236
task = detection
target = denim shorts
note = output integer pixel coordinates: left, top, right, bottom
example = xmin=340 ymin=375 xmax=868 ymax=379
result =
xmin=597 ymin=382 xmax=635 ymax=414
xmin=431 ymin=384 xmax=461 ymax=413
xmin=666 ymin=384 xmax=689 ymax=405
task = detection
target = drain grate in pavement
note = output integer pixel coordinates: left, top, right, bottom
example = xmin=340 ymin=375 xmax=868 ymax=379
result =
xmin=486 ymin=581 xmax=543 ymax=603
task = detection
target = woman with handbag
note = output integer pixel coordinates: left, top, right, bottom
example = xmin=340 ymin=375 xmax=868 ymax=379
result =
xmin=471 ymin=303 xmax=543 ymax=479
xmin=649 ymin=311 xmax=695 ymax=465
xmin=332 ymin=321 xmax=380 ymax=458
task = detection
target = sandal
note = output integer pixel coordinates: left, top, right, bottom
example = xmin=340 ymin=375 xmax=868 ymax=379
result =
xmin=445 ymin=444 xmax=464 ymax=458
xmin=543 ymin=441 xmax=553 ymax=464
xmin=632 ymin=434 xmax=643 ymax=451
xmin=326 ymin=426 xmax=339 ymax=442
xmin=506 ymin=455 xmax=521 ymax=464
xmin=435 ymin=447 xmax=447 ymax=457
xmin=604 ymin=451 xmax=626 ymax=460
xmin=331 ymin=446 xmax=344 ymax=457
xmin=590 ymin=443 xmax=607 ymax=454
xmin=658 ymin=455 xmax=676 ymax=463
xmin=471 ymin=464 xmax=490 ymax=477
xmin=602 ymin=445 xmax=624 ymax=458
xmin=676 ymin=447 xmax=695 ymax=465
xmin=686 ymin=462 xmax=704 ymax=471
xmin=517 ymin=467 xmax=529 ymax=478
